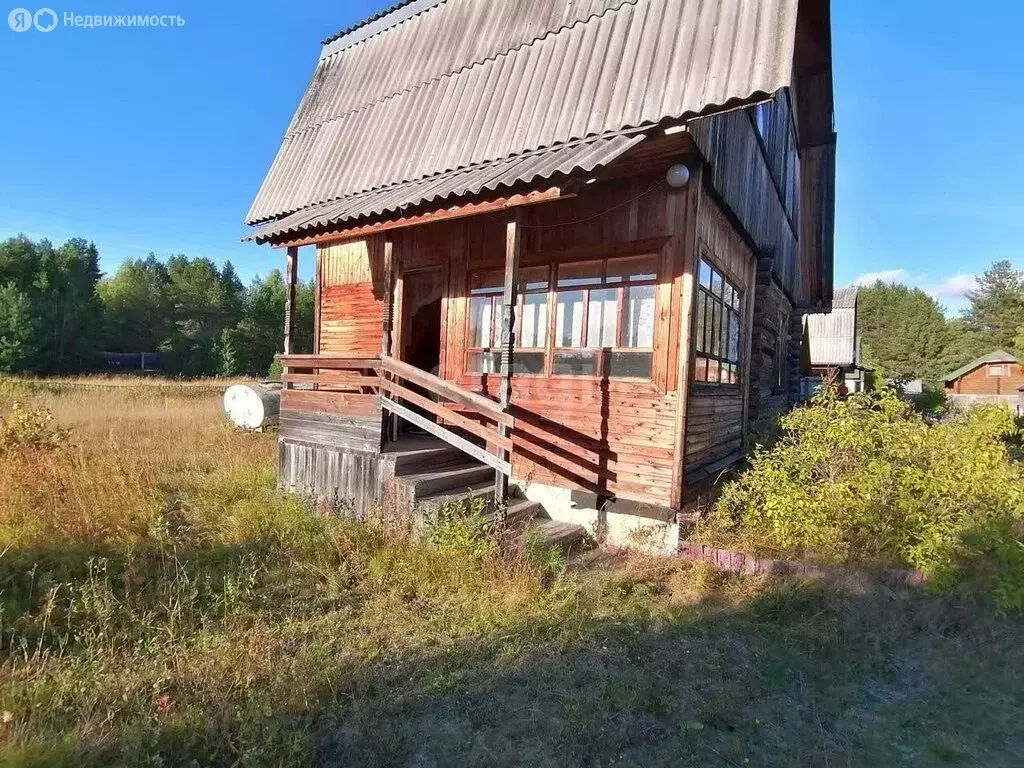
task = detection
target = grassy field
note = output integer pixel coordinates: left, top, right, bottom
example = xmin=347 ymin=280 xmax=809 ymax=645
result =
xmin=0 ymin=381 xmax=1022 ymax=766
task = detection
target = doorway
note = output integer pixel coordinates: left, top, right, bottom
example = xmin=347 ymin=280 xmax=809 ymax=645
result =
xmin=399 ymin=266 xmax=444 ymax=376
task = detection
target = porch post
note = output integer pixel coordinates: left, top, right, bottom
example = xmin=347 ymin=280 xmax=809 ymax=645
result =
xmin=283 ymin=245 xmax=298 ymax=356
xmin=381 ymin=238 xmax=395 ymax=446
xmin=495 ymin=213 xmax=521 ymax=501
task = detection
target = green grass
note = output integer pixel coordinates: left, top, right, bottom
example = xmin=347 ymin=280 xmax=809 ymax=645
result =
xmin=0 ymin=381 xmax=1022 ymax=766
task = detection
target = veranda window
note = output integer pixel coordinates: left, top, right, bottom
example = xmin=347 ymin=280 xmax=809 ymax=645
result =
xmin=693 ymin=256 xmax=743 ymax=384
xmin=466 ymin=266 xmax=550 ymax=374
xmin=552 ymin=255 xmax=657 ymax=378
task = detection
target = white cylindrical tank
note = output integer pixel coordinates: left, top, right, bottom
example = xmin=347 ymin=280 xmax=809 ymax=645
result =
xmin=223 ymin=382 xmax=282 ymax=430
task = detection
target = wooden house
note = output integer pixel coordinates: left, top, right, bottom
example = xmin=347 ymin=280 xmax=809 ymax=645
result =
xmin=943 ymin=350 xmax=1024 ymax=410
xmin=244 ymin=0 xmax=836 ymax=549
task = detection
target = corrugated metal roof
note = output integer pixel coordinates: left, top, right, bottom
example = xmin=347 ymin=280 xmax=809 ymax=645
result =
xmin=805 ymin=288 xmax=857 ymax=367
xmin=246 ymin=0 xmax=800 ymax=228
xmin=247 ymin=130 xmax=645 ymax=243
xmin=942 ymin=350 xmax=1017 ymax=383
xmin=831 ymin=286 xmax=857 ymax=309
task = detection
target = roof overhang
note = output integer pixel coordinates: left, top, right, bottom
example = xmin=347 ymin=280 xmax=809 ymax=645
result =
xmin=247 ymin=129 xmax=648 ymax=246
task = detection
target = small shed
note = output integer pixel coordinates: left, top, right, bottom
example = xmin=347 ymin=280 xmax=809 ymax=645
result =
xmin=801 ymin=287 xmax=869 ymax=394
xmin=943 ymin=350 xmax=1024 ymax=409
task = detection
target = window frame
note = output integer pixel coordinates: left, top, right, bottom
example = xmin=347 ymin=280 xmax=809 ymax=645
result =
xmin=465 ymin=265 xmax=552 ymax=376
xmin=464 ymin=252 xmax=661 ymax=381
xmin=987 ymin=364 xmax=1009 ymax=377
xmin=692 ymin=252 xmax=745 ymax=387
xmin=550 ymin=255 xmax=659 ymax=380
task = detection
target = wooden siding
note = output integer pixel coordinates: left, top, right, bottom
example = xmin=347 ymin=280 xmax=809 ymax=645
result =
xmin=312 ymin=168 xmax=697 ymax=507
xmin=318 ymin=237 xmax=386 ymax=356
xmin=689 ymin=90 xmax=804 ymax=303
xmin=279 ymin=411 xmax=382 ymax=454
xmin=278 ymin=439 xmax=381 ymax=514
xmin=946 ymin=363 xmax=1024 ymax=396
xmin=685 ymin=194 xmax=756 ymax=472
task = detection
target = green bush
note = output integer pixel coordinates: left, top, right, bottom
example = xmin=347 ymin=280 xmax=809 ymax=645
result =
xmin=698 ymin=387 xmax=1024 ymax=608
xmin=424 ymin=496 xmax=496 ymax=561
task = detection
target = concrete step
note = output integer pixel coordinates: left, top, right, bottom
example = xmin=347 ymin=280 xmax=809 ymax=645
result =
xmin=396 ymin=463 xmax=495 ymax=499
xmin=525 ymin=519 xmax=589 ymax=555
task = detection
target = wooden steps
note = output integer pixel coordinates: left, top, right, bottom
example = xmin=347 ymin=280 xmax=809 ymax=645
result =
xmin=524 ymin=519 xmax=589 ymax=554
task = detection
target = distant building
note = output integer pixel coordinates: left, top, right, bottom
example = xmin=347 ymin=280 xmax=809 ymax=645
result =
xmin=943 ymin=350 xmax=1023 ymax=409
xmin=801 ymin=287 xmax=870 ymax=396
xmin=101 ymin=352 xmax=165 ymax=372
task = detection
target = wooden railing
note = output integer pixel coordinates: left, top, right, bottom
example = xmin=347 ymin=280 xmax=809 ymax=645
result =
xmin=277 ymin=354 xmax=381 ymax=418
xmin=379 ymin=354 xmax=513 ymax=475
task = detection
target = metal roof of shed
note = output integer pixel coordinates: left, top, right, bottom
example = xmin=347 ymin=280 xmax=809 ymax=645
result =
xmin=805 ymin=287 xmax=857 ymax=367
xmin=245 ymin=0 xmax=802 ymax=235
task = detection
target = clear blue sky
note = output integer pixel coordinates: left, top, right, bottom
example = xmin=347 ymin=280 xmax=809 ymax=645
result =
xmin=1 ymin=1 xmax=1022 ymax=310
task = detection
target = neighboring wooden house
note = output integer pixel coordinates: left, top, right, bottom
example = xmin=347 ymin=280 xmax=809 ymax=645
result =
xmin=801 ymin=287 xmax=868 ymax=395
xmin=244 ymin=0 xmax=836 ymax=549
xmin=943 ymin=350 xmax=1024 ymax=409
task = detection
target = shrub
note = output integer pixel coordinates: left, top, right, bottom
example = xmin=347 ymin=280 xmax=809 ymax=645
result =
xmin=698 ymin=387 xmax=1024 ymax=608
xmin=0 ymin=403 xmax=69 ymax=452
xmin=424 ymin=496 xmax=496 ymax=560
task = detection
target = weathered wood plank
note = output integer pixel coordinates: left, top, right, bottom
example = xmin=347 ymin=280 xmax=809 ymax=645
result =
xmin=379 ymin=379 xmax=512 ymax=452
xmin=381 ymin=397 xmax=511 ymax=475
xmin=381 ymin=355 xmax=512 ymax=427
xmin=280 ymin=389 xmax=382 ymax=418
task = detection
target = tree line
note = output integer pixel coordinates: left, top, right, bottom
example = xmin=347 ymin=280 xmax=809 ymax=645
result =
xmin=0 ymin=235 xmax=313 ymax=377
xmin=857 ymin=260 xmax=1024 ymax=385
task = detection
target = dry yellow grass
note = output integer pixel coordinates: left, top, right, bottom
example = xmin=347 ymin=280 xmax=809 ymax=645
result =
xmin=0 ymin=379 xmax=1021 ymax=767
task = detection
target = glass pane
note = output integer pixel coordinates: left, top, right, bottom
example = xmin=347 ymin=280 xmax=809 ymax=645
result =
xmin=471 ymin=270 xmax=503 ymax=295
xmin=609 ymin=351 xmax=652 ymax=379
xmin=519 ymin=293 xmax=548 ymax=349
xmin=469 ymin=296 xmax=493 ymax=348
xmin=710 ymin=269 xmax=723 ymax=298
xmin=518 ymin=266 xmax=549 ymax=292
xmin=724 ymin=284 xmax=734 ymax=309
xmin=727 ymin=309 xmax=740 ymax=362
xmin=694 ymin=355 xmax=708 ymax=382
xmin=607 ymin=255 xmax=658 ymax=284
xmin=698 ymin=259 xmax=712 ymax=289
xmin=557 ymin=260 xmax=603 ymax=288
xmin=511 ymin=352 xmax=545 ymax=375
xmin=555 ymin=290 xmax=585 ymax=347
xmin=492 ymin=300 xmax=504 ymax=349
xmin=553 ymin=351 xmax=598 ymax=376
xmin=706 ymin=358 xmax=720 ymax=383
xmin=711 ymin=301 xmax=722 ymax=357
xmin=720 ymin=362 xmax=730 ymax=384
xmin=587 ymin=287 xmax=618 ymax=347
xmin=694 ymin=293 xmax=707 ymax=355
xmin=623 ymin=284 xmax=655 ymax=348
xmin=466 ymin=350 xmax=501 ymax=373
xmin=732 ymin=286 xmax=743 ymax=311
xmin=720 ymin=311 xmax=730 ymax=362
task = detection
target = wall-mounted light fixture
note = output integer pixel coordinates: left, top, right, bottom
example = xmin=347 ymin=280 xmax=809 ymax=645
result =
xmin=665 ymin=163 xmax=690 ymax=188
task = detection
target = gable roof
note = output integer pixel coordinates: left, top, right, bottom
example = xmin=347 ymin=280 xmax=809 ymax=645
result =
xmin=942 ymin=350 xmax=1018 ymax=383
xmin=246 ymin=0 xmax=803 ymax=239
xmin=804 ymin=287 xmax=857 ymax=366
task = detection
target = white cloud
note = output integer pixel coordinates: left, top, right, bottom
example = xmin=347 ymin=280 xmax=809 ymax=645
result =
xmin=850 ymin=269 xmax=910 ymax=287
xmin=922 ymin=273 xmax=977 ymax=301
